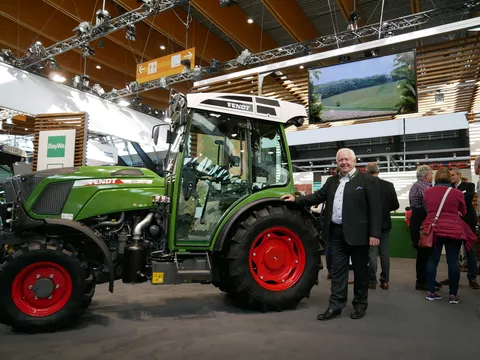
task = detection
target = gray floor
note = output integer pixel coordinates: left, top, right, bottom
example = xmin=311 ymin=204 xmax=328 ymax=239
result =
xmin=1 ymin=257 xmax=479 ymax=360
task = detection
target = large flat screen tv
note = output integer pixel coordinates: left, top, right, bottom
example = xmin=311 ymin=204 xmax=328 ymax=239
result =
xmin=308 ymin=50 xmax=417 ymax=122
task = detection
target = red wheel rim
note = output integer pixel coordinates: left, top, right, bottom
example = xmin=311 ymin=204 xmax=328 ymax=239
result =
xmin=12 ymin=261 xmax=73 ymax=317
xmin=249 ymin=227 xmax=306 ymax=291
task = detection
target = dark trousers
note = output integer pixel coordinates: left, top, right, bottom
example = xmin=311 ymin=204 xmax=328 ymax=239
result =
xmin=410 ymin=207 xmax=428 ymax=284
xmin=427 ymin=237 xmax=462 ymax=295
xmin=368 ymin=230 xmax=390 ymax=284
xmin=329 ymin=224 xmax=369 ymax=312
xmin=325 ymin=245 xmax=332 ymax=272
xmin=466 ymin=242 xmax=478 ymax=281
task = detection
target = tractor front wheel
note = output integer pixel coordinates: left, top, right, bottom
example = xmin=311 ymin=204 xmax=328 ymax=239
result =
xmin=0 ymin=239 xmax=94 ymax=332
xmin=226 ymin=205 xmax=321 ymax=311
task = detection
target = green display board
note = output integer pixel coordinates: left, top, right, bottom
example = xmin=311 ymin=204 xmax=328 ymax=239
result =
xmin=389 ymin=216 xmax=417 ymax=259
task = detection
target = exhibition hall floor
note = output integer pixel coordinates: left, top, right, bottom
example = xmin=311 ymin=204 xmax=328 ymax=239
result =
xmin=1 ymin=258 xmax=478 ymax=360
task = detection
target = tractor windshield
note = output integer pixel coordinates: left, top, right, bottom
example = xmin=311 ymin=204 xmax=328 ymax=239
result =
xmin=175 ymin=108 xmax=290 ymax=243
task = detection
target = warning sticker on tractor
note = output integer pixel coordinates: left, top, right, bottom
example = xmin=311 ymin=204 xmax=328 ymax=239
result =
xmin=152 ymin=272 xmax=164 ymax=284
xmin=73 ymin=179 xmax=154 ymax=187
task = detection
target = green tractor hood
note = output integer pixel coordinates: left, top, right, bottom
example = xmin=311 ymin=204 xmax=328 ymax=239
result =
xmin=7 ymin=166 xmax=166 ymax=221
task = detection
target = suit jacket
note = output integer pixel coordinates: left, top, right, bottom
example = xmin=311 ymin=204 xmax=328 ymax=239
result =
xmin=295 ymin=170 xmax=382 ymax=246
xmin=379 ymin=178 xmax=400 ymax=231
xmin=456 ymin=181 xmax=477 ymax=229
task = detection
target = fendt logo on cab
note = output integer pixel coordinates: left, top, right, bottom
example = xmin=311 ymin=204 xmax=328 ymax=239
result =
xmin=227 ymin=102 xmax=251 ymax=111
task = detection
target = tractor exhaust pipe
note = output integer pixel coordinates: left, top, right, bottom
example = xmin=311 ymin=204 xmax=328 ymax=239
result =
xmin=132 ymin=212 xmax=154 ymax=241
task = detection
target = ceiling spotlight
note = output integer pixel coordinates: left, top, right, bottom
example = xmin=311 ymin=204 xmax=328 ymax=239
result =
xmin=247 ymin=18 xmax=254 ymax=24
xmin=96 ymin=65 xmax=101 ymax=69
xmin=299 ymin=65 xmax=304 ymax=69
xmin=160 ymin=45 xmax=166 ymax=50
xmin=236 ymin=49 xmax=252 ymax=65
xmin=126 ymin=81 xmax=141 ymax=92
xmin=348 ymin=11 xmax=360 ymax=31
xmin=126 ymin=24 xmax=136 ymax=41
xmin=27 ymin=41 xmax=45 ymax=57
xmin=74 ymin=21 xmax=93 ymax=37
xmin=192 ymin=66 xmax=203 ymax=81
xmin=339 ymin=55 xmax=350 ymax=63
xmin=158 ymin=77 xmax=168 ymax=89
xmin=95 ymin=9 xmax=111 ymax=26
xmin=92 ymin=84 xmax=106 ymax=97
xmin=0 ymin=49 xmax=15 ymax=64
xmin=209 ymin=59 xmax=220 ymax=73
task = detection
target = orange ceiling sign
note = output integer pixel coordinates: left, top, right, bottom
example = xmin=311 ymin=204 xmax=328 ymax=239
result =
xmin=136 ymin=48 xmax=196 ymax=84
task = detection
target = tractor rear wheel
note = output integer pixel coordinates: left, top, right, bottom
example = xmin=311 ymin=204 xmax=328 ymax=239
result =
xmin=226 ymin=205 xmax=321 ymax=311
xmin=0 ymin=239 xmax=93 ymax=332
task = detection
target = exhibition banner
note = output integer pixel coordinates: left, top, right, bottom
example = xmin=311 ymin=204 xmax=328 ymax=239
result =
xmin=37 ymin=129 xmax=76 ymax=170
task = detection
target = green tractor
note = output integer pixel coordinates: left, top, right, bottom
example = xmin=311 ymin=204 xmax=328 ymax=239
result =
xmin=0 ymin=91 xmax=322 ymax=332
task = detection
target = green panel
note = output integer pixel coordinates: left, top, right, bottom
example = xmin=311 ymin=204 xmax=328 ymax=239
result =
xmin=167 ymin=151 xmax=184 ymax=251
xmin=389 ymin=217 xmax=417 ymax=259
xmin=75 ymin=187 xmax=165 ymax=220
xmin=23 ymin=166 xmax=165 ymax=219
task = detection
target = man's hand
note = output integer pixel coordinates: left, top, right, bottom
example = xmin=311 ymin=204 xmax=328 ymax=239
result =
xmin=281 ymin=194 xmax=295 ymax=202
xmin=369 ymin=237 xmax=380 ymax=247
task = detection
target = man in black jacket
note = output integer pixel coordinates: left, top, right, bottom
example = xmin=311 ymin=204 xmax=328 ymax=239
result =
xmin=440 ymin=168 xmax=479 ymax=289
xmin=365 ymin=163 xmax=399 ymax=290
xmin=281 ymin=148 xmax=382 ymax=321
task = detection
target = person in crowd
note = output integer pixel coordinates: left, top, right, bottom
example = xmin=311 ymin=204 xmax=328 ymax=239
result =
xmin=422 ymin=168 xmax=477 ymax=303
xmin=409 ymin=165 xmax=442 ymax=291
xmin=405 ymin=207 xmax=412 ymax=227
xmin=281 ymin=148 xmax=382 ymax=321
xmin=438 ymin=168 xmax=479 ymax=289
xmin=365 ymin=163 xmax=399 ymax=290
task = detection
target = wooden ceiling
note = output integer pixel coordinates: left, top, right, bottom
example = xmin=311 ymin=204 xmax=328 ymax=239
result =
xmin=0 ymin=0 xmax=464 ymax=111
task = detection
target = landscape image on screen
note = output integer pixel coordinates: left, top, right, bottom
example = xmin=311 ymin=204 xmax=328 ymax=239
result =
xmin=308 ymin=51 xmax=417 ymax=122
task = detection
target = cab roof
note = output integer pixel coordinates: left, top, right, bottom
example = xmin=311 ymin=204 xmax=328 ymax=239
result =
xmin=186 ymin=93 xmax=307 ymax=124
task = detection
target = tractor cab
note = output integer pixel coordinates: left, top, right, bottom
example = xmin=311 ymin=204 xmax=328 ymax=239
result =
xmin=152 ymin=91 xmax=306 ymax=248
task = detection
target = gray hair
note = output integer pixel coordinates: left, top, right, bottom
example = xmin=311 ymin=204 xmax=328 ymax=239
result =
xmin=366 ymin=162 xmax=380 ymax=175
xmin=336 ymin=148 xmax=356 ymax=161
xmin=416 ymin=165 xmax=432 ymax=179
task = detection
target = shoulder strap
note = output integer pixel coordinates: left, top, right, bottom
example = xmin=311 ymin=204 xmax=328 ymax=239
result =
xmin=433 ymin=187 xmax=452 ymax=224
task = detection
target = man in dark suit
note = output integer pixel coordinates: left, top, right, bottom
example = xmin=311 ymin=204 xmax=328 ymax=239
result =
xmin=440 ymin=168 xmax=479 ymax=289
xmin=281 ymin=148 xmax=382 ymax=320
xmin=365 ymin=163 xmax=399 ymax=290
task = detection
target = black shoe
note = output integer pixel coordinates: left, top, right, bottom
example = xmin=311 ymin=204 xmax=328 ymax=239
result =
xmin=415 ymin=283 xmax=428 ymax=290
xmin=317 ymin=308 xmax=341 ymax=321
xmin=434 ymin=281 xmax=443 ymax=288
xmin=350 ymin=309 xmax=366 ymax=319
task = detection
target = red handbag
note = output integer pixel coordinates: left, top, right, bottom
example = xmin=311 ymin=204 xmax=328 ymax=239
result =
xmin=418 ymin=187 xmax=452 ymax=248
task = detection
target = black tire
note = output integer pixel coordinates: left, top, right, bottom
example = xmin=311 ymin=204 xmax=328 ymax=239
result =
xmin=225 ymin=204 xmax=321 ymax=311
xmin=0 ymin=239 xmax=93 ymax=332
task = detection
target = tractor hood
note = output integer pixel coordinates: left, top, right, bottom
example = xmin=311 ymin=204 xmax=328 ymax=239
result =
xmin=26 ymin=166 xmax=165 ymax=187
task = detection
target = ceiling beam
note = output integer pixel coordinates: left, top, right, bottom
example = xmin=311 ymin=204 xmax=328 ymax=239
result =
xmin=1 ymin=0 xmax=135 ymax=75
xmin=42 ymin=0 xmax=185 ymax=63
xmin=114 ymin=0 xmax=237 ymax=63
xmin=0 ymin=15 xmax=169 ymax=109
xmin=260 ymin=0 xmax=320 ymax=42
xmin=191 ymin=0 xmax=278 ymax=53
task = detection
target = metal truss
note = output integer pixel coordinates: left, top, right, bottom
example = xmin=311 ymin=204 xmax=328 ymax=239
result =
xmin=103 ymin=0 xmax=480 ymax=100
xmin=15 ymin=0 xmax=190 ymax=69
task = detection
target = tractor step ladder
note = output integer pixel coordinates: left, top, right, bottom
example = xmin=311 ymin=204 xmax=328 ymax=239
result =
xmin=174 ymin=252 xmax=212 ymax=276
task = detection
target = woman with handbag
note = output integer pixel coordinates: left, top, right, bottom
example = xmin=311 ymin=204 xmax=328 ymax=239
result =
xmin=421 ymin=168 xmax=477 ymax=303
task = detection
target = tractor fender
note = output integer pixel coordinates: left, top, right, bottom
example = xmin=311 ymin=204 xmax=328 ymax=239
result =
xmin=213 ymin=197 xmax=318 ymax=253
xmin=44 ymin=218 xmax=115 ymax=293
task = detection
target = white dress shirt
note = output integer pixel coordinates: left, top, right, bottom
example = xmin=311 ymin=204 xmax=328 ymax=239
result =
xmin=331 ymin=168 xmax=357 ymax=225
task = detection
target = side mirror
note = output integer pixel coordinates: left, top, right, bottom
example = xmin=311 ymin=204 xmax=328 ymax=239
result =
xmin=152 ymin=126 xmax=160 ymax=145
xmin=152 ymin=125 xmax=175 ymax=146
xmin=286 ymin=116 xmax=305 ymax=128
